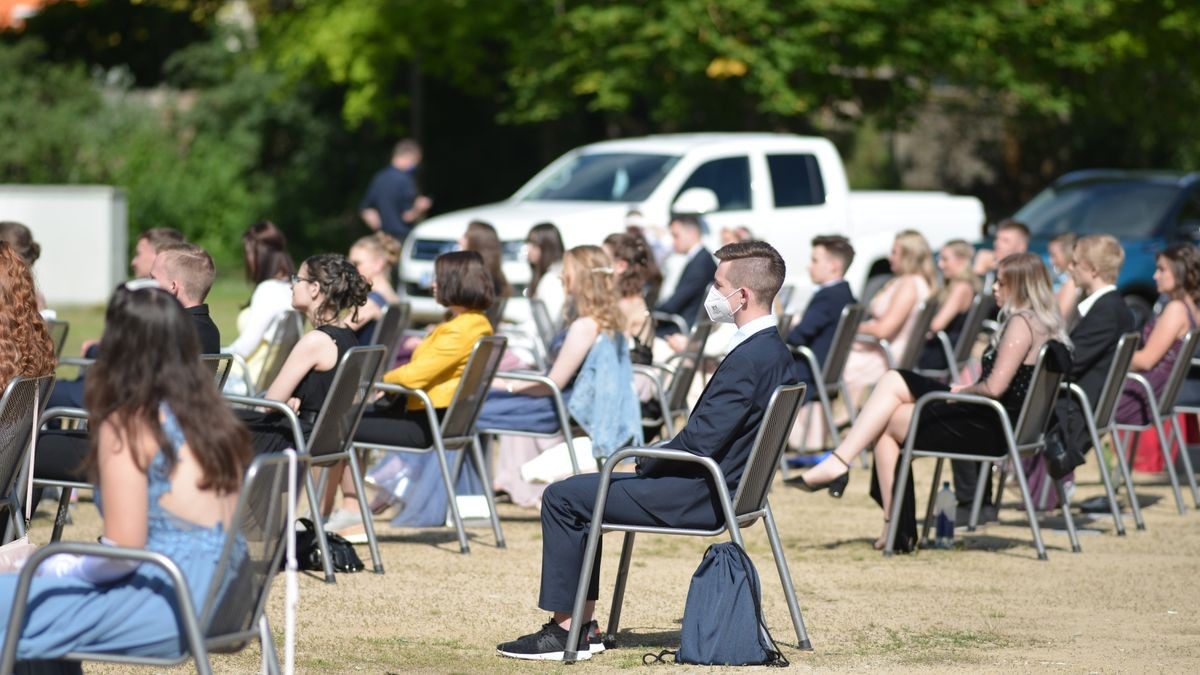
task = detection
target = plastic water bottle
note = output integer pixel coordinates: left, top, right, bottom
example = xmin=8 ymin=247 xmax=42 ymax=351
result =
xmin=933 ymin=481 xmax=956 ymax=550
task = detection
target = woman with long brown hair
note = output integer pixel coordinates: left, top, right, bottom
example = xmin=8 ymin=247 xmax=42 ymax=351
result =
xmin=225 ymin=220 xmax=296 ymax=390
xmin=0 ymin=241 xmax=55 ymax=390
xmin=794 ymin=253 xmax=1070 ymax=551
xmin=478 ymin=245 xmax=641 ymax=508
xmin=460 ymin=220 xmax=513 ymax=300
xmin=0 ymin=281 xmax=251 ymax=659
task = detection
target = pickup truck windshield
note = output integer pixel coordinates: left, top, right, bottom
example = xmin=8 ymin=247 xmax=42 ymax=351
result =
xmin=1016 ymin=181 xmax=1181 ymax=238
xmin=522 ymin=153 xmax=678 ymax=202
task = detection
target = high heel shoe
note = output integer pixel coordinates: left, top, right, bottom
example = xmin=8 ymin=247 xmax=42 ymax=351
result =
xmin=784 ymin=453 xmax=850 ymax=497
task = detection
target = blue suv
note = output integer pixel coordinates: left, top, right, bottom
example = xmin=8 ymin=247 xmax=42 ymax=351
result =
xmin=1011 ymin=170 xmax=1200 ymax=323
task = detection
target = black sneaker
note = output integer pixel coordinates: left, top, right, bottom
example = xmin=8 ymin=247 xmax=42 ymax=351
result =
xmin=584 ymin=620 xmax=609 ymax=654
xmin=497 ymin=618 xmax=592 ymax=661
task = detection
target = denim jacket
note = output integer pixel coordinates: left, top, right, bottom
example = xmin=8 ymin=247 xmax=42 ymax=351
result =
xmin=567 ymin=331 xmax=643 ymax=458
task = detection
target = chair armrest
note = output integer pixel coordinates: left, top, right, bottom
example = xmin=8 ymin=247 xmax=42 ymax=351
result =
xmin=981 ymin=319 xmax=1000 ymax=334
xmin=905 ymin=391 xmax=1013 ymax=442
xmin=631 ymin=364 xmax=666 ymax=392
xmin=497 ymin=370 xmax=561 ymax=391
xmin=600 ymin=447 xmax=732 ymax=503
xmin=372 ymin=382 xmax=439 ymax=423
xmin=222 ymin=394 xmax=307 ymax=454
xmin=651 ymin=311 xmax=688 ymax=336
xmin=1123 ymin=372 xmax=1159 ymax=406
xmin=855 ymin=334 xmax=895 ymax=368
xmin=0 ymin=543 xmax=203 ymax=675
xmin=791 ymin=345 xmax=822 ymax=378
xmin=57 ymin=357 xmax=95 ymax=370
xmin=39 ymin=406 xmax=89 ymax=426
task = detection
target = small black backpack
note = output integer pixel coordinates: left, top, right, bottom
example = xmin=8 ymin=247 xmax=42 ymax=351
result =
xmin=647 ymin=542 xmax=788 ymax=667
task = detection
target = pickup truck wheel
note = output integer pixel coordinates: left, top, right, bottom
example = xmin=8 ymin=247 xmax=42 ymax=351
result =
xmin=1123 ymin=294 xmax=1153 ymax=331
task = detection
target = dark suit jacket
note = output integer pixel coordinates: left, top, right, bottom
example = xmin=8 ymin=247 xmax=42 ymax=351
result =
xmin=650 ymin=327 xmax=800 ymax=493
xmin=187 ymin=303 xmax=222 ymax=355
xmin=787 ymin=280 xmax=855 ymax=384
xmin=656 ymin=247 xmax=717 ymax=332
xmin=1070 ymin=290 xmax=1134 ymax=404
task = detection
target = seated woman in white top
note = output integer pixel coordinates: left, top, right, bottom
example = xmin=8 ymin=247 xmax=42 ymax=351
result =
xmin=224 ymin=220 xmax=296 ymax=391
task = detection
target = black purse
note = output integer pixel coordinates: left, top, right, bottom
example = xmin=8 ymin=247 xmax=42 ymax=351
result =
xmin=287 ymin=518 xmax=365 ymax=573
xmin=1041 ymin=424 xmax=1084 ymax=481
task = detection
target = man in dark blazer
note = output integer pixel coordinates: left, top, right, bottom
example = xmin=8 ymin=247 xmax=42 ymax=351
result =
xmin=497 ymin=241 xmax=800 ymax=661
xmin=656 ymin=213 xmax=716 ymax=335
xmin=788 ymin=235 xmax=857 ymax=387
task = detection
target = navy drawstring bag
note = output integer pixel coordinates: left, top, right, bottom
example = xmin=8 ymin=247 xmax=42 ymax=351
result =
xmin=645 ymin=542 xmax=788 ymax=667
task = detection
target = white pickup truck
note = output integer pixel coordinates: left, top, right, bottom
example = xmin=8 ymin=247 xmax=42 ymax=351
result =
xmin=399 ymin=133 xmax=984 ymax=321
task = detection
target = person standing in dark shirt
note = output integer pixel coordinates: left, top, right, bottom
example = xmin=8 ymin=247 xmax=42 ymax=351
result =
xmin=359 ymin=139 xmax=432 ymax=241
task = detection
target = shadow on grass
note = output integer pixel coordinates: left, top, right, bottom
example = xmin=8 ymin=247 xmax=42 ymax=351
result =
xmin=612 ymin=627 xmax=682 ymax=650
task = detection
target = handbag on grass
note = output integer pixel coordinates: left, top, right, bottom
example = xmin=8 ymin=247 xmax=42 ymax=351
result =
xmin=0 ymin=384 xmax=42 ymax=572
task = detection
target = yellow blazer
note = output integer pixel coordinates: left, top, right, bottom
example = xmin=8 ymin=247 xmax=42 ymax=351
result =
xmin=383 ymin=310 xmax=493 ymax=411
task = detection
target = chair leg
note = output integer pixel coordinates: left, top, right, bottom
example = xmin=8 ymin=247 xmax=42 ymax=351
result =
xmin=1090 ymin=424 xmax=1126 ymax=535
xmin=763 ymin=503 xmax=812 ymax=650
xmin=1167 ymin=415 xmax=1200 ymax=508
xmin=259 ymin=614 xmax=281 ymax=675
xmin=1036 ymin=470 xmax=1053 ymax=511
xmin=920 ymin=458 xmax=944 ymax=545
xmin=606 ymin=532 xmax=636 ymax=638
xmin=471 ymin=436 xmax=506 ymax=548
xmin=1053 ymin=478 xmax=1081 ymax=553
xmin=1008 ymin=450 xmax=1048 ymax=560
xmin=1110 ymin=430 xmax=1145 ymax=530
xmin=433 ymin=446 xmax=470 ymax=554
xmin=968 ymin=460 xmax=991 ymax=532
xmin=565 ymin=476 xmax=614 ymax=663
xmin=50 ymin=487 xmax=73 ymax=542
xmin=304 ymin=469 xmax=337 ymax=583
xmin=347 ymin=450 xmax=384 ymax=573
xmin=994 ymin=461 xmax=1009 ymax=513
xmin=1149 ymin=416 xmax=1187 ymax=514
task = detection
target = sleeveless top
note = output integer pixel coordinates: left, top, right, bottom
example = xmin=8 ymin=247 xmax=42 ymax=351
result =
xmin=1140 ymin=306 xmax=1198 ymax=388
xmin=355 ymin=291 xmax=389 ymax=346
xmin=979 ymin=346 xmax=1036 ymax=421
xmin=294 ymin=325 xmax=358 ymax=415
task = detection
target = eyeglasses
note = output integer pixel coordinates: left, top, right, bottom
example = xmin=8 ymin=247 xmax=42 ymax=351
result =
xmin=290 ymin=274 xmax=316 ymax=286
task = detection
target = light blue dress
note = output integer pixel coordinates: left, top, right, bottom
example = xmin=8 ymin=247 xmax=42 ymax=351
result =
xmin=0 ymin=405 xmax=233 ymax=660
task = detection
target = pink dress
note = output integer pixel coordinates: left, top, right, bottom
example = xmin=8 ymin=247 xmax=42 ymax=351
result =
xmin=791 ymin=274 xmax=930 ymax=450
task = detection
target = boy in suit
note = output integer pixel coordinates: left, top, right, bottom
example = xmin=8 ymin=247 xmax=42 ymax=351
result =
xmin=787 ymin=235 xmax=857 ymax=387
xmin=656 ymin=213 xmax=716 ymax=335
xmin=497 ymin=241 xmax=800 ymax=661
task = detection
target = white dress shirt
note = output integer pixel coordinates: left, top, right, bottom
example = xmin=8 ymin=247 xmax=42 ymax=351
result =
xmin=1076 ymin=284 xmax=1117 ymax=318
xmin=726 ymin=314 xmax=779 ymax=354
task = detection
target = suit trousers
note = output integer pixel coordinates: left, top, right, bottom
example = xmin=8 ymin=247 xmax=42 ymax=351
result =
xmin=538 ymin=472 xmax=724 ymax=613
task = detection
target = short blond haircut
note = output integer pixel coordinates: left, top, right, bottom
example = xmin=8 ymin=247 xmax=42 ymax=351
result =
xmin=158 ymin=243 xmax=216 ymax=302
xmin=1074 ymin=235 xmax=1124 ymax=284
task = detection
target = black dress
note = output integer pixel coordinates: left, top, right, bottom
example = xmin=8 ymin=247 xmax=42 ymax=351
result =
xmin=916 ymin=310 xmax=968 ymax=370
xmin=243 ymin=325 xmax=358 ymax=454
xmin=871 ymin=346 xmax=1036 ymax=552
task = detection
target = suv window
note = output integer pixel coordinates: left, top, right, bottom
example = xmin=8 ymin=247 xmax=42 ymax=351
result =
xmin=767 ymin=154 xmax=826 ymax=207
xmin=675 ymin=157 xmax=751 ymax=211
xmin=1018 ymin=181 xmax=1181 ymax=238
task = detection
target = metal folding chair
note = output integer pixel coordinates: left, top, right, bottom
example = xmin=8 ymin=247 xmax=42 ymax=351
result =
xmin=485 ymin=296 xmax=510 ymax=331
xmin=856 ymin=300 xmax=939 ymax=371
xmin=369 ymin=301 xmax=411 ymax=369
xmin=2 ymin=452 xmax=306 ymax=675
xmin=776 ymin=312 xmax=793 ymax=339
xmin=353 ymin=336 xmax=508 ymax=555
xmin=0 ymin=376 xmax=54 ymax=541
xmin=563 ymin=383 xmax=811 ymax=661
xmin=650 ymin=310 xmax=689 ymax=336
xmin=885 ymin=342 xmax=1076 ymax=560
xmin=1059 ymin=332 xmax=1144 ymax=534
xmin=635 ymin=319 xmax=714 ymax=439
xmin=916 ymin=293 xmax=995 ymax=384
xmin=787 ymin=303 xmax=867 ymax=474
xmin=45 ymin=319 xmax=69 ymax=359
xmin=201 ymin=353 xmax=235 ymax=391
xmin=1114 ymin=328 xmax=1200 ymax=514
xmin=225 ymin=345 xmax=385 ymax=582
xmin=775 ymin=284 xmax=796 ymax=315
xmin=230 ymin=310 xmax=305 ymax=396
xmin=481 ymin=370 xmax=584 ymax=476
xmin=530 ymin=298 xmax=561 ymax=351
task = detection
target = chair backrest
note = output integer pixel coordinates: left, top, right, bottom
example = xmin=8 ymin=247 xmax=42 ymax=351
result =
xmin=775 ymin=313 xmax=792 ymax=340
xmin=732 ymin=383 xmax=807 ymax=516
xmin=201 ymin=354 xmax=235 ymax=391
xmin=775 ymin=285 xmax=795 ymax=314
xmin=485 ymin=296 xmax=509 ymax=331
xmin=45 ymin=320 xmax=69 ymax=359
xmin=305 ymin=346 xmax=386 ymax=458
xmin=954 ymin=293 xmax=995 ymax=365
xmin=1159 ymin=329 xmax=1200 ymax=414
xmin=440 ymin=337 xmax=509 ymax=443
xmin=1092 ymin=332 xmax=1141 ymax=428
xmin=530 ymin=298 xmax=559 ymax=349
xmin=368 ymin=301 xmax=411 ymax=372
xmin=667 ymin=319 xmax=714 ymax=412
xmin=200 ymin=452 xmax=307 ymax=642
xmin=821 ymin=303 xmax=867 ymax=385
xmin=0 ymin=377 xmax=45 ymax=514
xmin=254 ymin=311 xmax=305 ymax=394
xmin=895 ymin=300 xmax=939 ymax=370
xmin=1013 ymin=341 xmax=1070 ymax=447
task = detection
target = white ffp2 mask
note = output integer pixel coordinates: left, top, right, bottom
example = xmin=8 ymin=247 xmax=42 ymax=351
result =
xmin=704 ymin=286 xmax=744 ymax=324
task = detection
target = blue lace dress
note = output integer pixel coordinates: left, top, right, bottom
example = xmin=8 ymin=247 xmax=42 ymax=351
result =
xmin=0 ymin=405 xmax=233 ymax=660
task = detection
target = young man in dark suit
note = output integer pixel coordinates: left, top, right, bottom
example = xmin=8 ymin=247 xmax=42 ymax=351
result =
xmin=787 ymin=235 xmax=857 ymax=387
xmin=497 ymin=241 xmax=800 ymax=661
xmin=655 ymin=213 xmax=716 ymax=334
